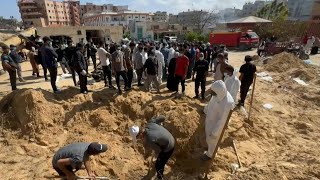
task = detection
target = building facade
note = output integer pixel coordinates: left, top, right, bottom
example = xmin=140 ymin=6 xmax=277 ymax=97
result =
xmin=288 ymin=0 xmax=320 ymax=21
xmin=80 ymin=3 xmax=128 ymax=22
xmin=83 ymin=11 xmax=154 ymax=28
xmin=18 ymin=0 xmax=80 ymax=27
xmin=153 ymin=11 xmax=168 ymax=22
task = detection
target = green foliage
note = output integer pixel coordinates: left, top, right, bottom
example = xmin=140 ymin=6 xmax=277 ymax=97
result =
xmin=256 ymin=1 xmax=289 ymax=21
xmin=253 ymin=20 xmax=309 ymax=41
xmin=123 ymin=31 xmax=130 ymax=39
xmin=185 ymin=32 xmax=209 ymax=42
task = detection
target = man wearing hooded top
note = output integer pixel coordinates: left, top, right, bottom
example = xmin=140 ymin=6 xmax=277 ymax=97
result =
xmin=224 ymin=65 xmax=241 ymax=103
xmin=52 ymin=142 xmax=108 ymax=180
xmin=202 ymin=80 xmax=235 ymax=161
xmin=192 ymin=52 xmax=209 ymax=100
xmin=129 ymin=115 xmax=175 ymax=180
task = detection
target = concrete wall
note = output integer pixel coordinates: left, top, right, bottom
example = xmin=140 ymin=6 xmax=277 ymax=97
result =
xmin=36 ymin=26 xmax=123 ymax=43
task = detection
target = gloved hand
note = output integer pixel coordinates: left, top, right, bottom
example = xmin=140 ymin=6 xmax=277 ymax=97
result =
xmin=81 ymin=70 xmax=87 ymax=76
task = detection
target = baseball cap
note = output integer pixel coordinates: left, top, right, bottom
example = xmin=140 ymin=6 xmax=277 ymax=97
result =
xmin=87 ymin=142 xmax=108 ymax=155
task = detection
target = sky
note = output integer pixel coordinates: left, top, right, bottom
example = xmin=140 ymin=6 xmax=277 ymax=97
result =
xmin=0 ymin=0 xmax=255 ymax=20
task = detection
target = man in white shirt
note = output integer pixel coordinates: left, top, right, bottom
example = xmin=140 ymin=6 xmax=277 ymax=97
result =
xmin=167 ymin=44 xmax=176 ymax=65
xmin=97 ymin=41 xmax=114 ymax=88
xmin=155 ymin=46 xmax=165 ymax=84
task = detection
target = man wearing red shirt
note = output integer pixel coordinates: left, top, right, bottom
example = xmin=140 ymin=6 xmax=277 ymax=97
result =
xmin=175 ymin=48 xmax=189 ymax=95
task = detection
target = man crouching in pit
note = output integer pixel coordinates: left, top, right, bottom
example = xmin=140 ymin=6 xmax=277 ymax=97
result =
xmin=52 ymin=142 xmax=108 ymax=180
xmin=129 ymin=115 xmax=175 ymax=180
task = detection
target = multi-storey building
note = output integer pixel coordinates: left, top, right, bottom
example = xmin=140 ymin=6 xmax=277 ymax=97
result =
xmin=288 ymin=0 xmax=320 ymax=21
xmin=80 ymin=3 xmax=128 ymax=20
xmin=153 ymin=11 xmax=168 ymax=22
xmin=18 ymin=0 xmax=80 ymax=27
xmin=83 ymin=11 xmax=154 ymax=27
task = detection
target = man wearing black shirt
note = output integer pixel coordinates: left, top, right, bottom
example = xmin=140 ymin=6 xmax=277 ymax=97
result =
xmin=192 ymin=52 xmax=209 ymax=99
xmin=74 ymin=43 xmax=89 ymax=94
xmin=239 ymin=55 xmax=257 ymax=106
xmin=144 ymin=51 xmax=160 ymax=93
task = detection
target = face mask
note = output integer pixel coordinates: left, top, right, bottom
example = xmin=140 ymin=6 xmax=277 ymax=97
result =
xmin=199 ymin=57 xmax=204 ymax=61
xmin=49 ymin=42 xmax=52 ymax=47
xmin=224 ymin=73 xmax=228 ymax=77
xmin=12 ymin=47 xmax=17 ymax=51
xmin=149 ymin=55 xmax=155 ymax=59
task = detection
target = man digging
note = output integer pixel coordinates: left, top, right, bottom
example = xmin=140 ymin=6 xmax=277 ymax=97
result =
xmin=52 ymin=142 xmax=108 ymax=180
xmin=129 ymin=115 xmax=175 ymax=180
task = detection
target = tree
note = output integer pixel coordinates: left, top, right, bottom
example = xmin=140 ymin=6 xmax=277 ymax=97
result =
xmin=182 ymin=10 xmax=218 ymax=34
xmin=256 ymin=1 xmax=289 ymax=21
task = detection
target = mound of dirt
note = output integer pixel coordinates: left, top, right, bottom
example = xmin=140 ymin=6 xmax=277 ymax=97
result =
xmin=0 ymin=89 xmax=229 ymax=179
xmin=265 ymin=52 xmax=306 ymax=73
xmin=0 ymin=89 xmax=64 ymax=137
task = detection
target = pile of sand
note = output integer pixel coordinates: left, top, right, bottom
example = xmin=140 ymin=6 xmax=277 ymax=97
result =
xmin=265 ymin=52 xmax=307 ymax=73
xmin=0 ymin=89 xmax=237 ymax=179
xmin=0 ymin=82 xmax=320 ymax=179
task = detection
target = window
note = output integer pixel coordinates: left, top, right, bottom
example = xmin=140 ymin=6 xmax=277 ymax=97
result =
xmin=142 ymin=17 xmax=145 ymax=19
xmin=77 ymin=30 xmax=82 ymax=35
xmin=135 ymin=16 xmax=138 ymax=18
xmin=48 ymin=10 xmax=50 ymax=13
xmin=47 ymin=3 xmax=49 ymax=6
xmin=50 ymin=16 xmax=52 ymax=19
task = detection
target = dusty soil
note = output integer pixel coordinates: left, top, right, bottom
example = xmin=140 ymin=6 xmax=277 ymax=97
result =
xmin=0 ymin=50 xmax=320 ymax=180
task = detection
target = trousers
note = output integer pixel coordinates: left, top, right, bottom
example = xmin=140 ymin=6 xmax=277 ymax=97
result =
xmin=76 ymin=70 xmax=88 ymax=92
xmin=145 ymin=74 xmax=160 ymax=92
xmin=102 ymin=65 xmax=112 ymax=87
xmin=48 ymin=67 xmax=58 ymax=91
xmin=91 ymin=55 xmax=97 ymax=70
xmin=136 ymin=68 xmax=144 ymax=85
xmin=175 ymin=75 xmax=185 ymax=93
xmin=195 ymin=78 xmax=206 ymax=97
xmin=127 ymin=69 xmax=133 ymax=88
xmin=155 ymin=148 xmax=174 ymax=179
xmin=240 ymin=80 xmax=253 ymax=104
xmin=116 ymin=71 xmax=128 ymax=91
xmin=8 ymin=68 xmax=17 ymax=90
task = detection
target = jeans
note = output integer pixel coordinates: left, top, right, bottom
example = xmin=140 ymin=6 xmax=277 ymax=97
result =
xmin=187 ymin=60 xmax=195 ymax=79
xmin=48 ymin=67 xmax=58 ymax=91
xmin=175 ymin=75 xmax=185 ymax=93
xmin=155 ymin=148 xmax=174 ymax=179
xmin=116 ymin=71 xmax=128 ymax=92
xmin=102 ymin=65 xmax=112 ymax=87
xmin=145 ymin=74 xmax=160 ymax=92
xmin=77 ymin=70 xmax=88 ymax=92
xmin=240 ymin=80 xmax=253 ymax=104
xmin=127 ymin=69 xmax=133 ymax=88
xmin=8 ymin=68 xmax=17 ymax=90
xmin=195 ymin=78 xmax=206 ymax=98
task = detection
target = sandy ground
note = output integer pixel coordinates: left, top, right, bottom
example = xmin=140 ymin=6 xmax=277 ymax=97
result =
xmin=0 ymin=50 xmax=320 ymax=180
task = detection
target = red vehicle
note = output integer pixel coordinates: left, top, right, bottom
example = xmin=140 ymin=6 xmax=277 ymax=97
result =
xmin=209 ymin=31 xmax=259 ymax=50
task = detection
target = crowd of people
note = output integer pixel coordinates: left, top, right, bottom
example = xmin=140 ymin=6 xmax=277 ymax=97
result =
xmin=1 ymin=36 xmax=257 ymax=106
xmin=1 ymin=36 xmax=259 ymax=179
